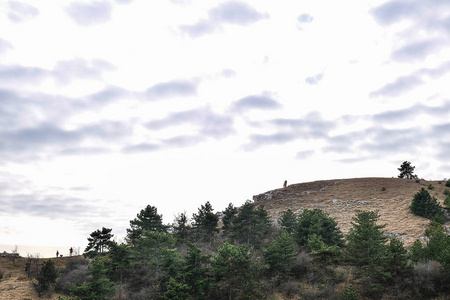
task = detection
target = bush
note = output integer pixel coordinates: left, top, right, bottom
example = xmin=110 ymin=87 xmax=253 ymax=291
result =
xmin=412 ymin=260 xmax=443 ymax=297
xmin=35 ymin=260 xmax=59 ymax=296
xmin=444 ymin=196 xmax=450 ymax=209
xmin=341 ymin=284 xmax=359 ymax=300
xmin=446 ymin=180 xmax=450 ymax=187
xmin=444 ymin=189 xmax=450 ymax=196
xmin=428 ymin=184 xmax=434 ymax=190
xmin=410 ymin=188 xmax=442 ymax=220
xmin=381 ymin=187 xmax=386 ymax=191
xmin=56 ymin=259 xmax=89 ymax=294
xmin=295 ymin=209 xmax=344 ymax=247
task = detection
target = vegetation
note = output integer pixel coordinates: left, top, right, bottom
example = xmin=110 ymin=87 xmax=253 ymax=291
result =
xmin=42 ymin=180 xmax=450 ymax=299
xmin=35 ymin=260 xmax=59 ymax=296
xmin=410 ymin=188 xmax=442 ymax=221
xmin=398 ymin=161 xmax=416 ymax=179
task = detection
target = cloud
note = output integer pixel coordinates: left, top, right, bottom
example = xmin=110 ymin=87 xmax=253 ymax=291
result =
xmin=232 ymin=94 xmax=281 ymax=112
xmin=122 ymin=143 xmax=161 ymax=154
xmin=7 ymin=1 xmax=39 ymax=23
xmin=0 ymin=39 xmax=13 ymax=54
xmin=245 ymin=132 xmax=297 ymax=150
xmin=297 ymin=13 xmax=313 ymax=29
xmin=392 ymin=39 xmax=442 ymax=62
xmin=295 ymin=150 xmax=314 ymax=159
xmin=0 ymin=58 xmax=114 ymax=86
xmin=179 ymin=1 xmax=268 ymax=37
xmin=146 ymin=107 xmax=235 ymax=139
xmin=66 ymin=1 xmax=113 ymax=26
xmin=305 ymin=73 xmax=324 ymax=85
xmin=370 ymin=75 xmax=423 ymax=98
xmin=145 ymin=79 xmax=198 ymax=100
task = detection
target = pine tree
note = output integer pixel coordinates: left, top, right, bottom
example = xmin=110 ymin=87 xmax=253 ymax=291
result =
xmin=221 ymin=203 xmax=238 ymax=235
xmin=35 ymin=259 xmax=58 ymax=296
xmin=410 ymin=188 xmax=442 ymax=220
xmin=398 ymin=161 xmax=415 ymax=179
xmin=127 ymin=205 xmax=167 ymax=243
xmin=386 ymin=238 xmax=409 ymax=277
xmin=172 ymin=212 xmax=191 ymax=241
xmin=278 ymin=209 xmax=297 ymax=234
xmin=347 ymin=211 xmax=388 ymax=266
xmin=263 ymin=231 xmax=297 ymax=274
xmin=295 ymin=209 xmax=343 ymax=246
xmin=84 ymin=227 xmax=113 ymax=258
xmin=192 ymin=201 xmax=219 ymax=242
xmin=71 ymin=258 xmax=115 ymax=300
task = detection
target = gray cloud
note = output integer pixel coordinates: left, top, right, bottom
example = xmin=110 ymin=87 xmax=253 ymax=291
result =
xmin=232 ymin=94 xmax=281 ymax=112
xmin=370 ymin=75 xmax=423 ymax=98
xmin=297 ymin=13 xmax=313 ymax=29
xmin=8 ymin=1 xmax=39 ymax=23
xmin=66 ymin=1 xmax=113 ymax=26
xmin=295 ymin=150 xmax=314 ymax=160
xmin=122 ymin=143 xmax=161 ymax=154
xmin=0 ymin=39 xmax=13 ymax=54
xmin=0 ymin=58 xmax=114 ymax=87
xmin=145 ymin=79 xmax=198 ymax=100
xmin=146 ymin=107 xmax=235 ymax=138
xmin=392 ymin=39 xmax=442 ymax=62
xmin=179 ymin=1 xmax=268 ymax=37
xmin=245 ymin=132 xmax=297 ymax=150
xmin=305 ymin=73 xmax=324 ymax=85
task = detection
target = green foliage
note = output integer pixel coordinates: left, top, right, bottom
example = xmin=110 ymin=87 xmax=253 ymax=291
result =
xmin=446 ymin=180 xmax=450 ymax=187
xmin=295 ymin=209 xmax=344 ymax=246
xmin=263 ymin=231 xmax=297 ymax=274
xmin=422 ymin=231 xmax=450 ymax=270
xmin=70 ymin=258 xmax=115 ymax=300
xmin=228 ymin=201 xmax=271 ymax=246
xmin=183 ymin=243 xmax=211 ymax=297
xmin=84 ymin=227 xmax=113 ymax=258
xmin=341 ymin=284 xmax=359 ymax=300
xmin=35 ymin=259 xmax=59 ymax=296
xmin=444 ymin=189 xmax=450 ymax=196
xmin=162 ymin=277 xmax=190 ymax=300
xmin=278 ymin=209 xmax=297 ymax=234
xmin=222 ymin=203 xmax=238 ymax=236
xmin=307 ymin=234 xmax=342 ymax=263
xmin=428 ymin=184 xmax=434 ymax=190
xmin=381 ymin=186 xmax=386 ymax=191
xmin=409 ymin=240 xmax=425 ymax=262
xmin=211 ymin=242 xmax=259 ymax=300
xmin=410 ymin=188 xmax=442 ymax=220
xmin=192 ymin=201 xmax=219 ymax=242
xmin=444 ymin=196 xmax=450 ymax=209
xmin=172 ymin=212 xmax=191 ymax=241
xmin=386 ymin=239 xmax=409 ymax=277
xmin=398 ymin=161 xmax=415 ymax=179
xmin=347 ymin=211 xmax=387 ymax=266
xmin=425 ymin=220 xmax=444 ymax=237
xmin=127 ymin=205 xmax=167 ymax=243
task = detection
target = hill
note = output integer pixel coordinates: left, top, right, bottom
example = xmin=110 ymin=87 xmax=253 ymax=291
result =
xmin=253 ymin=177 xmax=449 ymax=247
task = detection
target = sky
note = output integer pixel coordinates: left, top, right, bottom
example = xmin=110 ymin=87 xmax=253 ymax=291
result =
xmin=1 ymin=0 xmax=450 ymax=257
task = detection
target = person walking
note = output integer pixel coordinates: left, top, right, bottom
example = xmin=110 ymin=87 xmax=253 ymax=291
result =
xmin=56 ymin=250 xmax=59 ymax=257
xmin=69 ymin=247 xmax=73 ymax=256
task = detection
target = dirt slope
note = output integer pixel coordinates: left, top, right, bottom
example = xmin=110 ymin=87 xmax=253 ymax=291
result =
xmin=254 ymin=177 xmax=449 ymax=247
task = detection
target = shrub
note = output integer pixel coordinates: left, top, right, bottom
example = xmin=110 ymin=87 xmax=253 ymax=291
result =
xmin=444 ymin=196 xmax=450 ymax=209
xmin=412 ymin=260 xmax=443 ymax=297
xmin=341 ymin=284 xmax=359 ymax=300
xmin=410 ymin=188 xmax=442 ymax=220
xmin=446 ymin=180 xmax=450 ymax=187
xmin=35 ymin=260 xmax=59 ymax=296
xmin=295 ymin=209 xmax=344 ymax=246
xmin=444 ymin=189 xmax=450 ymax=196
xmin=56 ymin=259 xmax=89 ymax=294
xmin=381 ymin=187 xmax=386 ymax=191
xmin=428 ymin=184 xmax=434 ymax=190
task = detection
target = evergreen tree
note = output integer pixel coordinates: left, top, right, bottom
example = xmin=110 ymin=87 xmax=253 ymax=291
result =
xmin=192 ymin=201 xmax=219 ymax=242
xmin=347 ymin=211 xmax=388 ymax=266
xmin=221 ymin=203 xmax=238 ymax=235
xmin=211 ymin=242 xmax=259 ymax=300
xmin=183 ymin=243 xmax=211 ymax=298
xmin=410 ymin=188 xmax=442 ymax=220
xmin=71 ymin=258 xmax=115 ymax=300
xmin=84 ymin=227 xmax=113 ymax=258
xmin=263 ymin=230 xmax=297 ymax=274
xmin=127 ymin=205 xmax=167 ymax=243
xmin=295 ymin=209 xmax=344 ymax=246
xmin=278 ymin=209 xmax=297 ymax=234
xmin=172 ymin=212 xmax=191 ymax=241
xmin=162 ymin=277 xmax=190 ymax=300
xmin=386 ymin=238 xmax=409 ymax=278
xmin=229 ymin=201 xmax=271 ymax=246
xmin=35 ymin=259 xmax=58 ymax=296
xmin=398 ymin=161 xmax=415 ymax=179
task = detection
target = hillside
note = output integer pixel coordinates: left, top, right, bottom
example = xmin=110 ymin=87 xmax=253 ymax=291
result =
xmin=253 ymin=177 xmax=449 ymax=247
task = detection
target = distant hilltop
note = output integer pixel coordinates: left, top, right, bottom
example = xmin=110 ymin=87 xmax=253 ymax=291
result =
xmin=253 ymin=177 xmax=449 ymax=247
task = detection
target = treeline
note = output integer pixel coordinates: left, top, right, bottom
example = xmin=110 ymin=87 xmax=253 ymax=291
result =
xmin=40 ymin=189 xmax=450 ymax=299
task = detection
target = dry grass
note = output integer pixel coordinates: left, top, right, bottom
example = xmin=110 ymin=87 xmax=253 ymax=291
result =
xmin=255 ymin=177 xmax=448 ymax=247
xmin=0 ymin=255 xmax=82 ymax=300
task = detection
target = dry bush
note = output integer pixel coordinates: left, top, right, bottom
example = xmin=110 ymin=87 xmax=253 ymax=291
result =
xmin=291 ymin=251 xmax=311 ymax=277
xmin=277 ymin=280 xmax=302 ymax=297
xmin=56 ymin=258 xmax=89 ymax=294
xmin=411 ymin=260 xmax=444 ymax=297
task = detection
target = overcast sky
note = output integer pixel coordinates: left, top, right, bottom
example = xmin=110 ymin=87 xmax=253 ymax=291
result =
xmin=1 ymin=0 xmax=450 ymax=256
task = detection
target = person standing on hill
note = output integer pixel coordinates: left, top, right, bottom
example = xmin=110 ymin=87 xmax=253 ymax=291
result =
xmin=56 ymin=250 xmax=59 ymax=258
xmin=283 ymin=180 xmax=287 ymax=188
xmin=69 ymin=247 xmax=73 ymax=256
